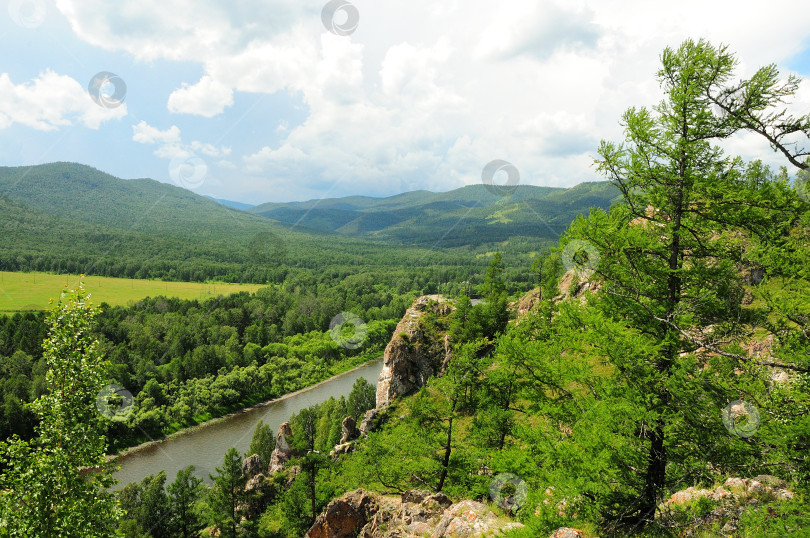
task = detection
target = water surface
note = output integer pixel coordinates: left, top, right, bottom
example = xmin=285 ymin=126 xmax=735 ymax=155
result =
xmin=113 ymin=358 xmax=383 ymax=487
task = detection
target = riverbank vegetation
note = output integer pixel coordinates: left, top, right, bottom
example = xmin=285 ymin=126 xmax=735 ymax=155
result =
xmin=0 ymin=272 xmax=412 ymax=450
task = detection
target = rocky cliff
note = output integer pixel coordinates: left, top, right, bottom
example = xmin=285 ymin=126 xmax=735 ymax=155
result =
xmin=268 ymin=421 xmax=296 ymax=474
xmin=375 ymin=295 xmax=455 ymax=409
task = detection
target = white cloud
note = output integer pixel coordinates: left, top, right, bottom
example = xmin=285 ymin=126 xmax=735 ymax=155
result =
xmin=190 ymin=140 xmax=231 ymax=157
xmin=54 ymin=0 xmax=312 ymax=62
xmin=131 ymin=120 xmax=230 ymax=165
xmin=131 ymin=120 xmax=180 ymax=145
xmin=474 ymin=1 xmax=600 ymax=60
xmin=0 ymin=69 xmax=126 ymax=131
xmin=168 ymin=75 xmax=234 ymax=117
xmin=52 ymin=0 xmax=810 ymax=200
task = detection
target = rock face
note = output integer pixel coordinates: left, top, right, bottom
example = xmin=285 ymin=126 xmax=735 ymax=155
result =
xmin=359 ymin=407 xmax=385 ymax=437
xmin=339 ymin=416 xmax=358 ymax=444
xmin=556 ymin=268 xmax=602 ymax=299
xmin=243 ymin=473 xmax=268 ymax=519
xmin=549 ymin=529 xmax=585 ymax=538
xmin=376 ymin=295 xmax=455 ymax=408
xmin=306 ymin=489 xmax=378 ymax=538
xmin=241 ymin=454 xmax=262 ymax=478
xmin=305 ymin=488 xmax=523 ymax=537
xmin=511 ymin=287 xmax=542 ymax=318
xmin=268 ymin=422 xmax=296 ymax=474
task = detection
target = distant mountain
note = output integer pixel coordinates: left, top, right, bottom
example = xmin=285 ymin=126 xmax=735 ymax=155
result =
xmin=204 ymin=196 xmax=255 ymax=211
xmin=249 ymin=182 xmax=621 ymax=248
xmin=0 ymin=162 xmax=471 ymax=283
xmin=0 ymin=162 xmax=619 ymax=284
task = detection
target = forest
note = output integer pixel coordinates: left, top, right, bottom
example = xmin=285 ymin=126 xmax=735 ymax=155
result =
xmin=0 ymin=272 xmax=416 ymax=448
xmin=0 ymin=39 xmax=809 ymax=537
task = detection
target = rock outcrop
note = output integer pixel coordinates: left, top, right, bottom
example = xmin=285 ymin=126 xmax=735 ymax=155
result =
xmin=306 ymin=489 xmax=379 ymax=538
xmin=549 ymin=529 xmax=585 ymax=538
xmin=329 ymin=416 xmax=361 ymax=456
xmin=359 ymin=407 xmax=386 ymax=437
xmin=339 ymin=416 xmax=358 ymax=444
xmin=241 ymin=454 xmax=262 ymax=478
xmin=431 ymin=499 xmax=524 ymax=536
xmin=268 ymin=422 xmax=296 ymax=474
xmin=657 ymin=476 xmax=795 ymax=535
xmin=305 ymin=488 xmax=524 ymax=537
xmin=376 ymin=295 xmax=455 ymax=408
xmin=662 ymin=476 xmax=794 ymax=508
xmin=556 ymin=268 xmax=602 ymax=299
xmin=510 ymin=287 xmax=542 ymax=317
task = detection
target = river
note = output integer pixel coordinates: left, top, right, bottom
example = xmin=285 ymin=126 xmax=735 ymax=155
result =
xmin=112 ymin=357 xmax=383 ymax=488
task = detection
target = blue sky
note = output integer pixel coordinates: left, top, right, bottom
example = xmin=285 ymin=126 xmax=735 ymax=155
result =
xmin=1 ymin=0 xmax=809 ymax=203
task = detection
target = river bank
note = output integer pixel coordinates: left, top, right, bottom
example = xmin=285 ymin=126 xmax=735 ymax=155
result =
xmin=111 ymin=355 xmax=382 ymax=461
xmin=112 ymin=356 xmax=384 ymax=487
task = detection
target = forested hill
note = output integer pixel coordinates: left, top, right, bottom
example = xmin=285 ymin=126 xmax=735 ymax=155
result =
xmin=0 ymin=162 xmax=618 ymax=287
xmin=249 ymin=182 xmax=621 ymax=248
xmin=0 ymin=162 xmax=267 ymax=235
xmin=0 ymin=162 xmax=482 ymax=284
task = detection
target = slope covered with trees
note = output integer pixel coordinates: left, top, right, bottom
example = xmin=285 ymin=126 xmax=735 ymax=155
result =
xmin=0 ymin=163 xmax=490 ymax=284
xmin=249 ymin=182 xmax=620 ymax=250
xmin=199 ymin=39 xmax=809 ymax=537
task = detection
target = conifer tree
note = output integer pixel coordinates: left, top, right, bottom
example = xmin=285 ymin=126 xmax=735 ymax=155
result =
xmin=506 ymin=39 xmax=806 ymax=530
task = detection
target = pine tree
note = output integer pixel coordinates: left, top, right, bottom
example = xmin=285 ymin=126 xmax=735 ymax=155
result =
xmin=167 ymin=466 xmax=204 ymax=538
xmin=247 ymin=420 xmax=276 ymax=469
xmin=505 ymin=39 xmax=805 ymax=531
xmin=208 ymin=447 xmax=246 ymax=538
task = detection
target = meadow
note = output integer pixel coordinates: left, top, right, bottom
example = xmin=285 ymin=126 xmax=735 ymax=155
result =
xmin=0 ymin=271 xmax=264 ymax=312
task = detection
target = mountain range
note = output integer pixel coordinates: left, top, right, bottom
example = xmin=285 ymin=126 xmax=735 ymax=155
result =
xmin=0 ymin=162 xmax=619 ymax=282
xmin=249 ymin=180 xmax=620 ymax=248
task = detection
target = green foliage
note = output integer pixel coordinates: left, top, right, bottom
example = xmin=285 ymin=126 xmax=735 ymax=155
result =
xmin=167 ymin=466 xmax=205 ymax=538
xmin=117 ymin=472 xmax=171 ymax=538
xmin=346 ymin=378 xmax=376 ymax=422
xmin=472 ymin=39 xmax=810 ymax=535
xmin=276 ymin=38 xmax=810 ymax=538
xmin=207 ymin=447 xmax=246 ymax=538
xmin=0 ymin=284 xmax=401 ymax=448
xmin=248 ymin=420 xmax=276 ymax=469
xmin=0 ymin=284 xmax=122 ymax=536
xmin=1 ymin=41 xmax=809 ymax=538
xmin=449 ymin=293 xmax=509 ymax=342
xmin=483 ymin=252 xmax=506 ymax=297
xmin=249 ymin=182 xmax=619 ymax=259
xmin=0 ymin=163 xmax=498 ymax=289
xmin=736 ymin=494 xmax=810 ymax=536
xmin=286 ymin=405 xmax=337 ymax=532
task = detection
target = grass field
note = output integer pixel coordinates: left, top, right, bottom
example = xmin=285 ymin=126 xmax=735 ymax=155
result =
xmin=0 ymin=272 xmax=265 ymax=313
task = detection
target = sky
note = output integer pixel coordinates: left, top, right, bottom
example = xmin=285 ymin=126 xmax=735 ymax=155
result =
xmin=1 ymin=0 xmax=809 ymax=204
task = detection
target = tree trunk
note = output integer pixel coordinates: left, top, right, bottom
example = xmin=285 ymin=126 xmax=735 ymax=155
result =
xmin=497 ymin=368 xmax=517 ymax=450
xmin=636 ymin=113 xmax=688 ymax=525
xmin=436 ymin=415 xmax=453 ymax=492
xmin=310 ymin=462 xmax=317 ymax=524
xmin=639 ymin=422 xmax=666 ymax=521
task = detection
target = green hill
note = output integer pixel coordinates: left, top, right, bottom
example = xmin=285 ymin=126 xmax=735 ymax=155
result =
xmin=249 ymin=182 xmax=620 ymax=248
xmin=0 ymin=163 xmax=476 ymax=284
xmin=0 ymin=162 xmax=619 ymax=288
